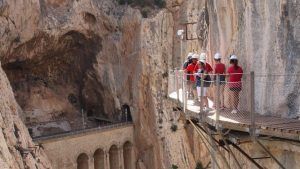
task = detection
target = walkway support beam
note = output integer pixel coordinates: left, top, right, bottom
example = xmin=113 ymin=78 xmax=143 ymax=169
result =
xmin=250 ymin=71 xmax=255 ymax=139
xmin=216 ymin=75 xmax=220 ymax=130
xmin=255 ymin=139 xmax=286 ymax=169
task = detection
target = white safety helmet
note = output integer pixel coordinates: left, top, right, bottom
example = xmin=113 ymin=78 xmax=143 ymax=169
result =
xmin=214 ymin=53 xmax=221 ymax=60
xmin=191 ymin=53 xmax=199 ymax=59
xmin=187 ymin=52 xmax=194 ymax=57
xmin=199 ymin=53 xmax=206 ymax=60
xmin=187 ymin=52 xmax=194 ymax=59
xmin=230 ymin=55 xmax=238 ymax=60
xmin=199 ymin=59 xmax=206 ymax=63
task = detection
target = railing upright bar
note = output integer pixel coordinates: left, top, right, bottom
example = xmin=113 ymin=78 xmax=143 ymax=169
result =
xmin=200 ymin=73 xmax=204 ymax=120
xmin=175 ymin=69 xmax=180 ymax=103
xmin=250 ymin=71 xmax=256 ymax=139
xmin=181 ymin=71 xmax=184 ymax=106
xmin=182 ymin=71 xmax=187 ymax=114
xmin=216 ymin=75 xmax=220 ymax=130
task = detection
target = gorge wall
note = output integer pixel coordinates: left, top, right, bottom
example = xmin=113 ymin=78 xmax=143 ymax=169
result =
xmin=0 ymin=65 xmax=51 ymax=168
xmin=0 ymin=0 xmax=299 ymax=169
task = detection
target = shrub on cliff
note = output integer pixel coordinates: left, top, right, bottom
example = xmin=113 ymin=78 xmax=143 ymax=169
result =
xmin=117 ymin=0 xmax=134 ymax=5
xmin=171 ymin=164 xmax=179 ymax=169
xmin=170 ymin=124 xmax=178 ymax=132
xmin=154 ymin=0 xmax=166 ymax=8
xmin=195 ymin=162 xmax=204 ymax=169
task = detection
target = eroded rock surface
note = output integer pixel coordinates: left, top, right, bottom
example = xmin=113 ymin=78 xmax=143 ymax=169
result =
xmin=0 ymin=65 xmax=51 ymax=168
xmin=0 ymin=0 xmax=299 ymax=169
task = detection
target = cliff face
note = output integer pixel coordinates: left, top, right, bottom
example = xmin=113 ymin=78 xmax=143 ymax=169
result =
xmin=205 ymin=0 xmax=300 ymax=117
xmin=0 ymin=65 xmax=51 ymax=168
xmin=0 ymin=0 xmax=299 ymax=169
xmin=172 ymin=0 xmax=299 ymax=117
xmin=0 ymin=0 xmax=196 ymax=168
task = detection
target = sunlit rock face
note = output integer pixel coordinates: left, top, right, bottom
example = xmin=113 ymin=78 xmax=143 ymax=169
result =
xmin=203 ymin=0 xmax=300 ymax=118
xmin=174 ymin=0 xmax=299 ymax=118
xmin=0 ymin=0 xmax=196 ymax=168
xmin=0 ymin=65 xmax=51 ymax=169
xmin=0 ymin=0 xmax=299 ymax=169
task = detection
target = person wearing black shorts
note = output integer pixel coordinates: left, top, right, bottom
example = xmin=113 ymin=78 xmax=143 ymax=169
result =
xmin=227 ymin=55 xmax=243 ymax=114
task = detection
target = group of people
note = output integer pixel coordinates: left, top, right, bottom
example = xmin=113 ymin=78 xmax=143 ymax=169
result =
xmin=183 ymin=52 xmax=243 ymax=114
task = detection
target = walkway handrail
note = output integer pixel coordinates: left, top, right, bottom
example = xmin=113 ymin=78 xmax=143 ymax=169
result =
xmin=33 ymin=122 xmax=133 ymax=142
xmin=168 ymin=69 xmax=300 ymax=133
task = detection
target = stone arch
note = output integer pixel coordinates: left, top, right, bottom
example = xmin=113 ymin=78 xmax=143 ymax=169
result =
xmin=107 ymin=141 xmax=120 ymax=150
xmin=123 ymin=141 xmax=133 ymax=169
xmin=74 ymin=149 xmax=92 ymax=161
xmin=77 ymin=153 xmax=89 ymax=169
xmin=94 ymin=148 xmax=105 ymax=169
xmin=109 ymin=145 xmax=119 ymax=169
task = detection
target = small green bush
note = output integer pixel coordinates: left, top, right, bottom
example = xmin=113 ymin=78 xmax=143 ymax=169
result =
xmin=117 ymin=0 xmax=134 ymax=5
xmin=154 ymin=0 xmax=166 ymax=8
xmin=170 ymin=124 xmax=178 ymax=132
xmin=195 ymin=162 xmax=204 ymax=169
xmin=141 ymin=7 xmax=151 ymax=18
xmin=171 ymin=164 xmax=178 ymax=169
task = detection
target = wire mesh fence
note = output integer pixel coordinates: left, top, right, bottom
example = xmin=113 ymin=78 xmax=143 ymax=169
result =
xmin=168 ymin=69 xmax=300 ymax=135
xmin=254 ymin=74 xmax=300 ymax=118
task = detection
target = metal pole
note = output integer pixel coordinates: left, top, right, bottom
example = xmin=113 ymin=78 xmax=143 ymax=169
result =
xmin=181 ymin=71 xmax=186 ymax=113
xmin=175 ymin=69 xmax=180 ymax=103
xmin=216 ymin=75 xmax=220 ymax=130
xmin=210 ymin=135 xmax=216 ymax=169
xmin=181 ymin=71 xmax=184 ymax=106
xmin=200 ymin=73 xmax=204 ymax=115
xmin=256 ymin=139 xmax=286 ymax=169
xmin=184 ymin=72 xmax=188 ymax=114
xmin=180 ymin=35 xmax=183 ymax=64
xmin=250 ymin=71 xmax=255 ymax=139
xmin=188 ymin=119 xmax=221 ymax=169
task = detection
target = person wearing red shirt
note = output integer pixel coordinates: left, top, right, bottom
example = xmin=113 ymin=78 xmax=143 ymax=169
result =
xmin=213 ymin=53 xmax=226 ymax=109
xmin=227 ymin=55 xmax=243 ymax=114
xmin=198 ymin=53 xmax=213 ymax=73
xmin=185 ymin=54 xmax=199 ymax=101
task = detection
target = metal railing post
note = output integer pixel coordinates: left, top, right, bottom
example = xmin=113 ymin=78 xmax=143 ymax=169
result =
xmin=182 ymin=71 xmax=186 ymax=113
xmin=250 ymin=71 xmax=255 ymax=139
xmin=200 ymin=73 xmax=204 ymax=119
xmin=181 ymin=71 xmax=184 ymax=105
xmin=216 ymin=75 xmax=220 ymax=131
xmin=175 ymin=69 xmax=180 ymax=103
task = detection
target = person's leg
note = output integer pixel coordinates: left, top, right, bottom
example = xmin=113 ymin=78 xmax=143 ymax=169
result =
xmin=187 ymin=81 xmax=191 ymax=97
xmin=220 ymin=84 xmax=225 ymax=108
xmin=196 ymin=86 xmax=201 ymax=100
xmin=229 ymin=89 xmax=234 ymax=109
xmin=213 ymin=85 xmax=217 ymax=108
xmin=203 ymin=87 xmax=208 ymax=108
xmin=193 ymin=83 xmax=198 ymax=101
xmin=233 ymin=91 xmax=240 ymax=110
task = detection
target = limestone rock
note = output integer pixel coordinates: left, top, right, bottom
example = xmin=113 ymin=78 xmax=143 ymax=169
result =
xmin=0 ymin=64 xmax=51 ymax=169
xmin=0 ymin=0 xmax=299 ymax=169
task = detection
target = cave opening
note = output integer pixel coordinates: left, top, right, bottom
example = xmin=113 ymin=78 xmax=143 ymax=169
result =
xmin=121 ymin=104 xmax=132 ymax=122
xmin=1 ymin=30 xmax=111 ymax=133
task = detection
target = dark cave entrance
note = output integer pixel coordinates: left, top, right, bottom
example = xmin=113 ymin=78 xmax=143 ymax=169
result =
xmin=1 ymin=30 xmax=110 ymax=129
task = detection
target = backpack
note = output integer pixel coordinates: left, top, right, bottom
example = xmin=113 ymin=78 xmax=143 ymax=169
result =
xmin=196 ymin=69 xmax=211 ymax=87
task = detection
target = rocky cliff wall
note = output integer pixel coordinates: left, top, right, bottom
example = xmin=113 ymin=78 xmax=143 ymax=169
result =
xmin=175 ymin=0 xmax=300 ymax=117
xmin=0 ymin=0 xmax=299 ymax=169
xmin=0 ymin=65 xmax=51 ymax=168
xmin=0 ymin=0 xmax=197 ymax=168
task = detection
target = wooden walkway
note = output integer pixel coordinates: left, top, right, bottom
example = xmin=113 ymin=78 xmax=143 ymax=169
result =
xmin=169 ymin=91 xmax=300 ymax=141
xmin=203 ymin=110 xmax=300 ymax=140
